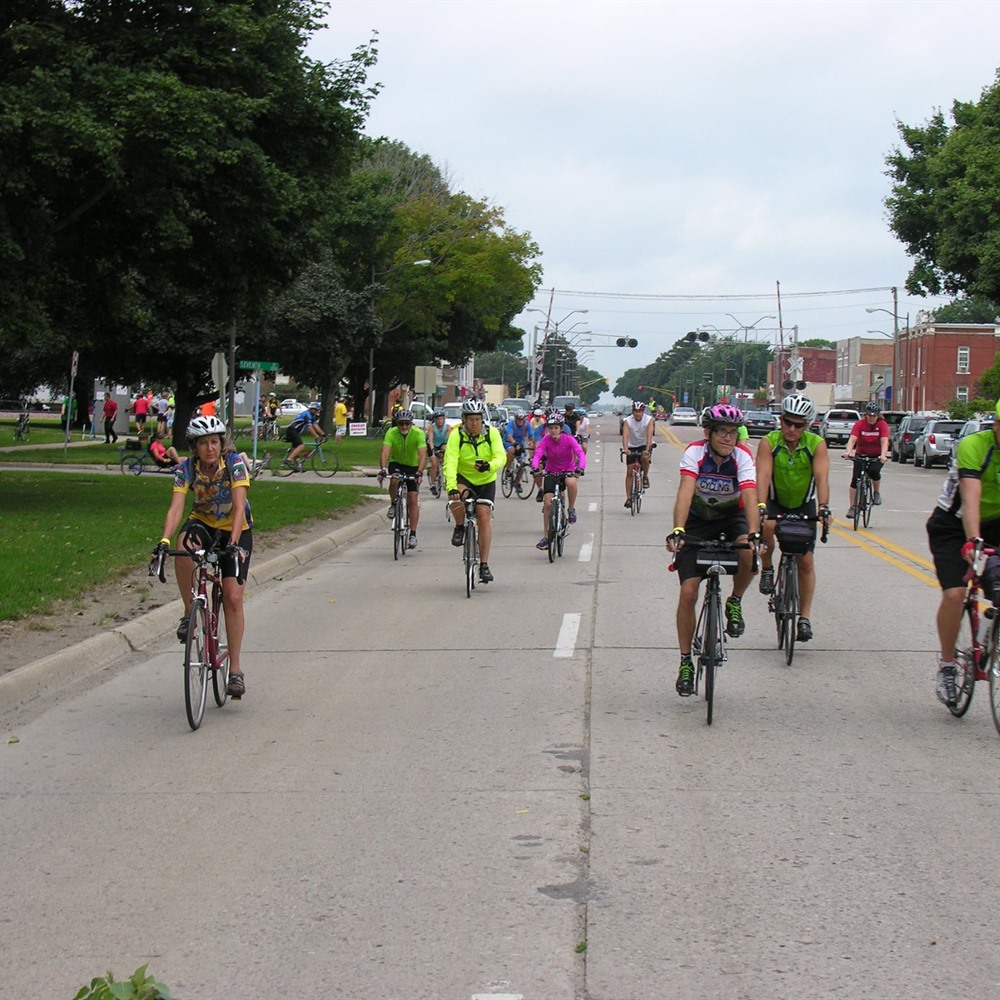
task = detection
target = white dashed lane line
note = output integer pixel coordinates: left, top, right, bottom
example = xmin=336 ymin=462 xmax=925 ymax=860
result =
xmin=554 ymin=613 xmax=582 ymax=658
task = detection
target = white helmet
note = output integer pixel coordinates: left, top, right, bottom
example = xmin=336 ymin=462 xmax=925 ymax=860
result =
xmin=781 ymin=394 xmax=815 ymax=421
xmin=462 ymin=398 xmax=486 ymax=415
xmin=186 ymin=414 xmax=227 ymax=440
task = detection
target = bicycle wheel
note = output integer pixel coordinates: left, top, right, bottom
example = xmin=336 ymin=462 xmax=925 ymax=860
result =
xmin=120 ymin=455 xmax=142 ymax=475
xmin=393 ymin=498 xmax=405 ymax=560
xmin=464 ymin=521 xmax=477 ymax=597
xmin=951 ymin=622 xmax=976 ymax=719
xmin=184 ymin=602 xmax=209 ymax=730
xmin=704 ymin=589 xmax=721 ymax=726
xmin=547 ymin=495 xmax=558 ymax=563
xmin=274 ymin=452 xmax=296 ymax=477
xmin=862 ymin=479 xmax=872 ymax=528
xmin=514 ymin=463 xmax=534 ymax=499
xmin=986 ymin=619 xmax=1000 ymax=731
xmin=312 ymin=446 xmax=339 ymax=477
xmin=501 ymin=468 xmax=514 ymax=498
xmin=774 ymin=560 xmax=788 ymax=651
xmin=630 ymin=473 xmax=639 ymax=516
xmin=556 ymin=500 xmax=566 ymax=558
xmin=211 ymin=584 xmax=230 ymax=707
xmin=784 ymin=560 xmax=799 ymax=666
xmin=852 ymin=490 xmax=861 ymax=531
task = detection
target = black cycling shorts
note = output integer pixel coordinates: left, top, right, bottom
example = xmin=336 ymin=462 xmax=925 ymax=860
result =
xmin=674 ymin=511 xmax=750 ymax=584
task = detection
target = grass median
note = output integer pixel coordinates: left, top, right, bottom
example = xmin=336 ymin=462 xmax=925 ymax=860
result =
xmin=0 ymin=471 xmax=379 ymax=621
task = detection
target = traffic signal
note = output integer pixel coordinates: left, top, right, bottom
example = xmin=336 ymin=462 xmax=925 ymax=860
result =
xmin=638 ymin=385 xmax=644 ymax=391
xmin=615 ymin=337 xmax=638 ymax=348
xmin=685 ymin=331 xmax=710 ymax=342
xmin=781 ymin=380 xmax=808 ymax=391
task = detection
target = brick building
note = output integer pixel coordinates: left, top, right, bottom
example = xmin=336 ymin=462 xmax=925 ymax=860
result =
xmin=897 ymin=321 xmax=1000 ymax=412
xmin=767 ymin=346 xmax=836 ymax=406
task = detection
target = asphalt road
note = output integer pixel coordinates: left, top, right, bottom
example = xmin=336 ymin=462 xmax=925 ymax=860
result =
xmin=3 ymin=419 xmax=1000 ymax=999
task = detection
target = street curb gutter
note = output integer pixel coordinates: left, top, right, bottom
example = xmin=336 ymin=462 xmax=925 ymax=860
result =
xmin=1 ymin=507 xmax=386 ymax=717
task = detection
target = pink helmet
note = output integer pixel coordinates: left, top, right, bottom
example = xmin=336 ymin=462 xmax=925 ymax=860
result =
xmin=700 ymin=403 xmax=745 ymax=429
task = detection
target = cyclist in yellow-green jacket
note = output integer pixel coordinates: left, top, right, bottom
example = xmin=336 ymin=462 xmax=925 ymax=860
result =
xmin=443 ymin=398 xmax=506 ymax=584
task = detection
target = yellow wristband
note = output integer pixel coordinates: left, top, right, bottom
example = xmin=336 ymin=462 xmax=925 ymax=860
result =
xmin=672 ymin=526 xmax=685 ymax=534
xmin=159 ymin=537 xmax=171 ymax=545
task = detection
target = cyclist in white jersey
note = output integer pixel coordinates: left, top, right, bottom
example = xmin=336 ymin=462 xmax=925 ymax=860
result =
xmin=621 ymin=400 xmax=655 ymax=506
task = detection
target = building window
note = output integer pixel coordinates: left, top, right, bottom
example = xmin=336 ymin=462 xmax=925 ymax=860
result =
xmin=957 ymin=385 xmax=969 ymax=402
xmin=957 ymin=346 xmax=970 ymax=373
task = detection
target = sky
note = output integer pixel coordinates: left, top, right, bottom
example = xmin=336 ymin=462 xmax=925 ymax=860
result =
xmin=308 ymin=0 xmax=1000 ymax=393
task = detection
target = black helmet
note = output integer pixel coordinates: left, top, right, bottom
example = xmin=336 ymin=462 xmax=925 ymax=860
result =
xmin=865 ymin=402 xmax=881 ymax=415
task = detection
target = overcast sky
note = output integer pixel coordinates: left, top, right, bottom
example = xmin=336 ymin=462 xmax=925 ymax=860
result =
xmin=309 ymin=0 xmax=1000 ymax=390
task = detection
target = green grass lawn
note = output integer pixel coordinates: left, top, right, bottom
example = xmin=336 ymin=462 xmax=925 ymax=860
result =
xmin=0 ymin=472 xmax=380 ymax=621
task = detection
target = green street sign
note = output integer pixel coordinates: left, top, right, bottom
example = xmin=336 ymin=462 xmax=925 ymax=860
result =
xmin=238 ymin=360 xmax=280 ymax=371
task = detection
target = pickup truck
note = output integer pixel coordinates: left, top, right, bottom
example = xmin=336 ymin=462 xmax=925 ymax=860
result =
xmin=819 ymin=408 xmax=860 ymax=447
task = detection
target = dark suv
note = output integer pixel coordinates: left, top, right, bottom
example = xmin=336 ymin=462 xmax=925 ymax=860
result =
xmin=892 ymin=414 xmax=928 ymax=464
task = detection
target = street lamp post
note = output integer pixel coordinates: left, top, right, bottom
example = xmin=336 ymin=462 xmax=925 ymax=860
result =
xmin=726 ymin=313 xmax=777 ymax=399
xmin=866 ymin=288 xmax=899 ymax=407
xmin=525 ymin=308 xmax=589 ymax=402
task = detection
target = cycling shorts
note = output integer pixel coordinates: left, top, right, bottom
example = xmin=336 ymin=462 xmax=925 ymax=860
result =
xmin=625 ymin=446 xmax=647 ymax=465
xmin=454 ymin=475 xmax=496 ymax=504
xmin=285 ymin=426 xmax=304 ymax=447
xmin=542 ymin=472 xmax=576 ymax=495
xmin=927 ymin=508 xmax=1000 ymax=591
xmin=388 ymin=462 xmax=420 ymax=492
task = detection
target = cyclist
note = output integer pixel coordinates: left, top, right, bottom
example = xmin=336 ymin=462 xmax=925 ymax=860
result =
xmin=443 ymin=398 xmax=505 ymax=584
xmin=378 ymin=409 xmax=427 ymax=550
xmin=530 ymin=411 xmax=586 ymax=549
xmin=928 ymin=400 xmax=1000 ymax=707
xmin=665 ymin=404 xmax=760 ymax=696
xmin=527 ymin=408 xmax=547 ymax=458
xmin=283 ymin=401 xmax=324 ymax=470
xmin=503 ymin=410 xmax=531 ymax=486
xmin=754 ymin=393 xmax=831 ymax=643
xmin=844 ymin=402 xmax=890 ymax=518
xmin=154 ymin=414 xmax=252 ymax=699
xmin=426 ymin=408 xmax=450 ymax=497
xmin=562 ymin=401 xmax=581 ymax=438
xmin=148 ymin=431 xmax=182 ymax=469
xmin=621 ymin=399 xmax=655 ymax=506
xmin=576 ymin=410 xmax=591 ymax=454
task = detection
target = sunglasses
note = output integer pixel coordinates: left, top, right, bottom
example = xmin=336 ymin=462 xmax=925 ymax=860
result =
xmin=781 ymin=417 xmax=807 ymax=429
xmin=397 ymin=421 xmax=412 ymax=427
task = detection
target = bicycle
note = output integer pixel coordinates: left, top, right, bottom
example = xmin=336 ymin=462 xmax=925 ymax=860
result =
xmin=382 ymin=471 xmax=417 ymax=560
xmin=847 ymin=455 xmax=880 ymax=530
xmin=451 ymin=490 xmax=494 ymax=597
xmin=764 ymin=512 xmax=829 ymax=665
xmin=672 ymin=535 xmax=758 ymax=725
xmin=149 ymin=531 xmax=246 ymax=731
xmin=119 ymin=447 xmax=179 ymax=476
xmin=13 ymin=406 xmax=30 ymax=442
xmin=545 ymin=471 xmax=576 ymax=563
xmin=428 ymin=447 xmax=446 ymax=498
xmin=947 ymin=542 xmax=1000 ymax=731
xmin=273 ymin=435 xmax=339 ymax=477
xmin=501 ymin=448 xmax=535 ymax=500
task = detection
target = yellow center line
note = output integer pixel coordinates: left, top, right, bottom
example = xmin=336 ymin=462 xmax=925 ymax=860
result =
xmin=829 ymin=519 xmax=939 ymax=587
xmin=656 ymin=424 xmax=682 ymax=447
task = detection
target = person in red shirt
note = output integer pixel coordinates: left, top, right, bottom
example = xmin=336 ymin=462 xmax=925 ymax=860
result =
xmin=102 ymin=392 xmax=119 ymax=444
xmin=843 ymin=402 xmax=890 ymax=518
xmin=133 ymin=393 xmax=149 ymax=433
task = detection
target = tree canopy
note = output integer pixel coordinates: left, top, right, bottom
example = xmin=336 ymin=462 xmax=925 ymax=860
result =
xmin=886 ymin=71 xmax=1000 ymax=304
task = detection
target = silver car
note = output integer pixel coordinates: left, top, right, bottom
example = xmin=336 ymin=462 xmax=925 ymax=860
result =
xmin=913 ymin=418 xmax=964 ymax=469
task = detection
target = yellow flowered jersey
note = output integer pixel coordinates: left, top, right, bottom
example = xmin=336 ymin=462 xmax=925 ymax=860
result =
xmin=172 ymin=452 xmax=252 ymax=531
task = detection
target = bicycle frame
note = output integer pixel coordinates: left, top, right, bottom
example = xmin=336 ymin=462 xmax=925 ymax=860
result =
xmin=451 ymin=491 xmax=492 ymax=597
xmin=951 ymin=543 xmax=1000 ymax=731
xmin=850 ymin=456 xmax=879 ymax=530
xmin=545 ymin=473 xmax=572 ymax=562
xmin=389 ymin=473 xmax=416 ymax=560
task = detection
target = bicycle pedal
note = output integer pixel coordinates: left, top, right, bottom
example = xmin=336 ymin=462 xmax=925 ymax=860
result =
xmin=229 ymin=693 xmax=242 ymax=701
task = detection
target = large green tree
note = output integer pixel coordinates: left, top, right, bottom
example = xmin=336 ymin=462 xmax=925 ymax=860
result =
xmin=886 ymin=71 xmax=1000 ymax=303
xmin=931 ymin=295 xmax=1000 ymax=324
xmin=1 ymin=1 xmax=375 ymax=435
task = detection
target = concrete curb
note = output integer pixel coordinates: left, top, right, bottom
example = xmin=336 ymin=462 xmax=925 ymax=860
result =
xmin=0 ymin=507 xmax=386 ymax=716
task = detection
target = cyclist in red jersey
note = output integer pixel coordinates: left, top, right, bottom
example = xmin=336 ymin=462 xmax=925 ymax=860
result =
xmin=843 ymin=402 xmax=889 ymax=518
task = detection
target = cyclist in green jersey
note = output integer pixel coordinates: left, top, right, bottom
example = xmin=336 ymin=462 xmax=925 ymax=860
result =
xmin=754 ymin=394 xmax=831 ymax=642
xmin=378 ymin=410 xmax=427 ymax=550
xmin=927 ymin=400 xmax=1000 ymax=707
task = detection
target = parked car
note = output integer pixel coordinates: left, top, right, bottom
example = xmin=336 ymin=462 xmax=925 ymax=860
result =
xmin=809 ymin=410 xmax=826 ymax=435
xmin=669 ymin=406 xmax=698 ymax=426
xmin=406 ymin=400 xmax=435 ymax=432
xmin=500 ymin=398 xmax=531 ymax=415
xmin=279 ymin=398 xmax=307 ymax=417
xmin=820 ymin=408 xmax=861 ymax=447
xmin=913 ymin=418 xmax=964 ymax=469
xmin=441 ymin=402 xmax=465 ymax=430
xmin=744 ymin=410 xmax=778 ymax=436
xmin=949 ymin=417 xmax=994 ymax=465
xmin=892 ymin=414 xmax=928 ymax=463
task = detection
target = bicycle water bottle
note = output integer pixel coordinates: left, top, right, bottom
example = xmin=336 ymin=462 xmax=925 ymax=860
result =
xmin=978 ymin=607 xmax=996 ymax=652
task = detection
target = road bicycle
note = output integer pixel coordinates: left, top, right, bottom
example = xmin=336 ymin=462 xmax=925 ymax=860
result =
xmin=13 ymin=406 xmax=30 ymax=442
xmin=274 ymin=435 xmax=339 ymax=477
xmin=428 ymin=448 xmax=445 ymax=498
xmin=501 ymin=448 xmax=535 ymax=500
xmin=149 ymin=531 xmax=246 ymax=731
xmin=764 ymin=511 xmax=829 ymax=665
xmin=621 ymin=444 xmax=655 ymax=515
xmin=383 ymin=471 xmax=417 ymax=560
xmin=673 ymin=535 xmax=758 ymax=725
xmin=545 ymin=471 xmax=577 ymax=563
xmin=452 ymin=490 xmax=493 ymax=597
xmin=847 ymin=455 xmax=880 ymax=530
xmin=948 ymin=542 xmax=1000 ymax=732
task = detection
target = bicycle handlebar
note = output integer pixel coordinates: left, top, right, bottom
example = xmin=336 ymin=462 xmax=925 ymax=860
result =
xmin=764 ymin=510 xmax=831 ymax=544
xmin=148 ymin=541 xmax=248 ymax=585
xmin=668 ymin=535 xmax=760 ymax=574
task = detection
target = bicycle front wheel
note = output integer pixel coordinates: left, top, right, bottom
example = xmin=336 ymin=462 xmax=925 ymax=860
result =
xmin=515 ymin=464 xmax=534 ymax=499
xmin=556 ymin=501 xmax=566 ymax=558
xmin=184 ymin=602 xmax=209 ymax=730
xmin=464 ymin=522 xmax=477 ymax=597
xmin=862 ymin=480 xmax=872 ymax=528
xmin=501 ymin=469 xmax=514 ymax=498
xmin=211 ymin=584 xmax=230 ymax=708
xmin=393 ymin=501 xmax=405 ymax=560
xmin=951 ymin=609 xmax=977 ymax=718
xmin=704 ymin=590 xmax=721 ymax=726
xmin=547 ymin=498 xmax=558 ymax=563
xmin=986 ymin=620 xmax=1000 ymax=732
xmin=784 ymin=561 xmax=799 ymax=666
xmin=312 ymin=447 xmax=339 ymax=477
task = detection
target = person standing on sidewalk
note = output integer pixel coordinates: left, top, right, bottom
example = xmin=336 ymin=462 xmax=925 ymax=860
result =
xmin=102 ymin=393 xmax=119 ymax=444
